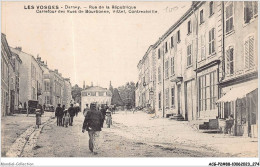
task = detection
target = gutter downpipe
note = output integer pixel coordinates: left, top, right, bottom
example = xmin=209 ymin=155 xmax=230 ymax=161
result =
xmin=192 ymin=3 xmax=199 ymax=119
xmin=162 ymin=42 xmax=165 ymax=118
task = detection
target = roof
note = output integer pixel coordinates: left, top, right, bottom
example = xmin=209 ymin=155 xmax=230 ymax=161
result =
xmin=82 ymin=86 xmax=109 ymax=92
xmin=216 ymin=81 xmax=258 ymax=103
xmin=82 ymin=86 xmax=112 ymax=96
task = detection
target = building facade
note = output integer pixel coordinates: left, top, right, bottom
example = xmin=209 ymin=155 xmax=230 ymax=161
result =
xmin=11 ymin=52 xmax=22 ymax=112
xmin=136 ymin=1 xmax=258 ymax=126
xmin=11 ymin=47 xmax=44 ymax=106
xmin=218 ymin=1 xmax=258 ymax=137
xmin=1 ymin=33 xmax=13 ymax=116
xmin=63 ymin=78 xmax=73 ymax=109
xmin=50 ymin=69 xmax=64 ymax=108
xmin=81 ymin=86 xmax=112 ymax=112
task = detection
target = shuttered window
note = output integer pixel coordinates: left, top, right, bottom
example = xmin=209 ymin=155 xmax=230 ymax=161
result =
xmin=226 ymin=2 xmax=234 ymax=34
xmin=165 ymin=42 xmax=168 ymax=53
xmin=165 ymin=88 xmax=169 ymax=108
xmin=171 ymin=87 xmax=175 ymax=107
xmin=171 ymin=36 xmax=174 ymax=48
xmin=187 ymin=44 xmax=192 ymax=66
xmin=158 ymin=66 xmax=161 ymax=82
xmin=209 ymin=1 xmax=214 ymax=16
xmin=170 ymin=57 xmax=174 ymax=75
xmin=187 ymin=20 xmax=192 ymax=34
xmin=200 ymin=34 xmax=206 ymax=60
xmin=200 ymin=10 xmax=204 ymax=24
xmin=209 ymin=28 xmax=215 ymax=55
xmin=165 ymin=60 xmax=169 ymax=78
xmin=177 ymin=30 xmax=181 ymax=43
xmin=226 ymin=46 xmax=234 ymax=76
xmin=244 ymin=1 xmax=258 ymax=24
xmin=244 ymin=36 xmax=255 ymax=70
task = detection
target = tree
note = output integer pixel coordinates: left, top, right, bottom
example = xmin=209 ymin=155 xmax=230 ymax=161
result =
xmin=111 ymin=88 xmax=124 ymax=106
xmin=118 ymin=82 xmax=136 ymax=108
xmin=71 ymin=84 xmax=82 ymax=104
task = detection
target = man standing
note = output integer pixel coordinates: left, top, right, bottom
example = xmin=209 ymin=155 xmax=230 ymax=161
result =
xmin=55 ymin=104 xmax=63 ymax=126
xmin=82 ymin=103 xmax=103 ymax=154
xmin=100 ymin=104 xmax=106 ymax=128
xmin=68 ymin=104 xmax=75 ymax=126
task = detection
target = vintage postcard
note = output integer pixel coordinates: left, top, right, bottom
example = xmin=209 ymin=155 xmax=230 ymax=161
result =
xmin=1 ymin=1 xmax=259 ymax=166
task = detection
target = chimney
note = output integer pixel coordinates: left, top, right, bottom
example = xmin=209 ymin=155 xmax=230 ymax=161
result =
xmin=15 ymin=47 xmax=22 ymax=51
xmin=83 ymin=81 xmax=86 ymax=89
xmin=91 ymin=82 xmax=93 ymax=87
xmin=54 ymin=69 xmax=58 ymax=73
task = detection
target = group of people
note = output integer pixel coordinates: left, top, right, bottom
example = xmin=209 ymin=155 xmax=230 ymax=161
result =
xmin=82 ymin=103 xmax=113 ymax=154
xmin=55 ymin=103 xmax=81 ymax=127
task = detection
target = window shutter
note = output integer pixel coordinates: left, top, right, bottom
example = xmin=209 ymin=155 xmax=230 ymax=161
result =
xmin=226 ymin=49 xmax=230 ymax=74
xmin=244 ymin=39 xmax=249 ymax=69
xmin=249 ymin=36 xmax=254 ymax=68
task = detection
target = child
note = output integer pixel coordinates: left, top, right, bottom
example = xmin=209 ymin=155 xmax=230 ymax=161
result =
xmin=106 ymin=109 xmax=112 ymax=128
xmin=63 ymin=109 xmax=70 ymax=128
xmin=35 ymin=109 xmax=42 ymax=128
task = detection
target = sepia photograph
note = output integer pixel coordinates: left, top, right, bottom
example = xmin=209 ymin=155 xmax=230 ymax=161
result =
xmin=1 ymin=0 xmax=259 ymax=166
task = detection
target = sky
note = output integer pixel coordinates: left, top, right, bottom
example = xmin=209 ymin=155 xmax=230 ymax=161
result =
xmin=2 ymin=1 xmax=191 ymax=88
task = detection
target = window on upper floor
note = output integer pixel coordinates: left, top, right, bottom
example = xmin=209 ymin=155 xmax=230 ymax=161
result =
xmin=244 ymin=1 xmax=258 ymax=24
xmin=200 ymin=34 xmax=206 ymax=61
xmin=44 ymin=81 xmax=50 ymax=92
xmin=158 ymin=66 xmax=161 ymax=83
xmin=187 ymin=20 xmax=192 ymax=34
xmin=177 ymin=30 xmax=181 ymax=43
xmin=165 ymin=41 xmax=168 ymax=53
xmin=165 ymin=60 xmax=169 ymax=78
xmin=209 ymin=1 xmax=214 ymax=16
xmin=226 ymin=2 xmax=234 ymax=34
xmin=187 ymin=44 xmax=192 ymax=66
xmin=209 ymin=28 xmax=216 ymax=55
xmin=158 ymin=48 xmax=161 ymax=59
xmin=170 ymin=57 xmax=174 ymax=75
xmin=171 ymin=36 xmax=174 ymax=48
xmin=200 ymin=9 xmax=204 ymax=24
xmin=244 ymin=35 xmax=255 ymax=70
xmin=226 ymin=46 xmax=234 ymax=76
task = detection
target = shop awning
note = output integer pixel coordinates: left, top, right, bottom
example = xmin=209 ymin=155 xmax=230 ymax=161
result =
xmin=216 ymin=81 xmax=258 ymax=103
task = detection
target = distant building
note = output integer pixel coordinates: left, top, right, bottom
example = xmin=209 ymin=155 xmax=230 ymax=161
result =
xmin=49 ymin=69 xmax=64 ymax=108
xmin=81 ymin=86 xmax=112 ymax=112
xmin=63 ymin=78 xmax=72 ymax=108
xmin=11 ymin=47 xmax=44 ymax=105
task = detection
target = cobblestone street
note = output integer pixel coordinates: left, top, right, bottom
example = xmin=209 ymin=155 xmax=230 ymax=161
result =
xmin=25 ymin=111 xmax=257 ymax=157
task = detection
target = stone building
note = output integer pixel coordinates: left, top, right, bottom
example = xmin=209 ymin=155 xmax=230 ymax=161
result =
xmin=136 ymin=1 xmax=258 ymax=127
xmin=11 ymin=47 xmax=44 ymax=106
xmin=217 ymin=1 xmax=258 ymax=137
xmin=63 ymin=78 xmax=73 ymax=109
xmin=11 ymin=51 xmax=22 ymax=112
xmin=1 ymin=33 xmax=14 ymax=116
xmin=49 ymin=69 xmax=64 ymax=108
xmin=81 ymin=86 xmax=112 ymax=112
xmin=135 ymin=45 xmax=156 ymax=109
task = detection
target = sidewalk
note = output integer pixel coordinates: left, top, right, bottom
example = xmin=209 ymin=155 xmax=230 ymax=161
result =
xmin=112 ymin=111 xmax=258 ymax=157
xmin=1 ymin=112 xmax=54 ymax=156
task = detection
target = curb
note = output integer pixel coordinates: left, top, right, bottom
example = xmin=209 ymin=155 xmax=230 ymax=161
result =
xmin=5 ymin=116 xmax=54 ymax=157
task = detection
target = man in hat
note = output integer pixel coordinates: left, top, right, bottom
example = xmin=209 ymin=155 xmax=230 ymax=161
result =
xmin=82 ymin=103 xmax=103 ymax=154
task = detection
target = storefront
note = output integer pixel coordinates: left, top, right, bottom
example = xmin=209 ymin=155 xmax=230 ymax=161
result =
xmin=217 ymin=80 xmax=258 ymax=137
